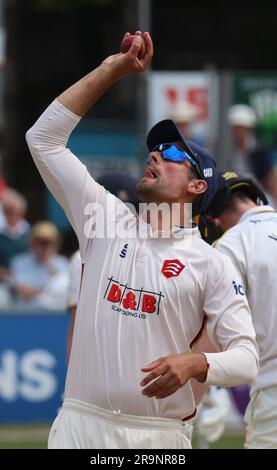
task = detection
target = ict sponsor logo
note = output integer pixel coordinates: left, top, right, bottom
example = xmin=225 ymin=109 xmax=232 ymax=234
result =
xmin=104 ymin=276 xmax=164 ymax=319
xmin=232 ymin=281 xmax=245 ymax=296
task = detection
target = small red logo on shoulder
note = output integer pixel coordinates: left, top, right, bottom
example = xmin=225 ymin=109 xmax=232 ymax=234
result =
xmin=161 ymin=259 xmax=185 ymax=278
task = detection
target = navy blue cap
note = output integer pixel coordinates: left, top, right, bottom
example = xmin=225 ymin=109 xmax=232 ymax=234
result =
xmin=147 ymin=119 xmax=218 ymax=215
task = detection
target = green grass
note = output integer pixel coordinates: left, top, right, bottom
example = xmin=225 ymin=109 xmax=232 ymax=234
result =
xmin=0 ymin=424 xmax=50 ymax=449
xmin=0 ymin=424 xmax=244 ymax=449
xmin=193 ymin=431 xmax=244 ymax=449
xmin=209 ymin=432 xmax=244 ymax=449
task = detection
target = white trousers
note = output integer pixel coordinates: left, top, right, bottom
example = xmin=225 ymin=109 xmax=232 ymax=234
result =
xmin=244 ymin=385 xmax=277 ymax=449
xmin=48 ymin=399 xmax=193 ymax=449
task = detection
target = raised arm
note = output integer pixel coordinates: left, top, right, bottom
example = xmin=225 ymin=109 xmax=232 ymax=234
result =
xmin=26 ymin=32 xmax=153 ymax=259
xmin=58 ymin=31 xmax=153 ymax=116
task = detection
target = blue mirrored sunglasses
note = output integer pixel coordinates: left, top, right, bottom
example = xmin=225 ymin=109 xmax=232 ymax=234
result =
xmin=152 ymin=143 xmax=203 ymax=177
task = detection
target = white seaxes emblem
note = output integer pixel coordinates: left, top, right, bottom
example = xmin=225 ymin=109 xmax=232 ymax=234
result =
xmin=161 ymin=259 xmax=185 ymax=278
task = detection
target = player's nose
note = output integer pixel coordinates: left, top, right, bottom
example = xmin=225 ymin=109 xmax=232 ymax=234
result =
xmin=147 ymin=152 xmax=162 ymax=164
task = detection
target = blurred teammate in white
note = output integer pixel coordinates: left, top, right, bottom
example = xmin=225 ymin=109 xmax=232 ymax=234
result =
xmin=26 ymin=32 xmax=258 ymax=449
xmin=208 ymin=171 xmax=277 ymax=448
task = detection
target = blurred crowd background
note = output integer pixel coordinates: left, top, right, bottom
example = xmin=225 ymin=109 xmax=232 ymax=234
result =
xmin=0 ymin=0 xmax=276 ymax=444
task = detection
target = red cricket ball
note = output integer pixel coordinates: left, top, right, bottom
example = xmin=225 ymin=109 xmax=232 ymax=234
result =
xmin=120 ymin=34 xmax=146 ymax=59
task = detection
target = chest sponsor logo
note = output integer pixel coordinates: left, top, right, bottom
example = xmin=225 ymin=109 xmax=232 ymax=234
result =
xmin=104 ymin=276 xmax=164 ymax=319
xmin=161 ymin=259 xmax=185 ymax=278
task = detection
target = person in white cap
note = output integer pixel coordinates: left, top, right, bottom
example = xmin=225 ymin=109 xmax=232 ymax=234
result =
xmin=170 ymin=100 xmax=198 ymax=141
xmin=228 ymin=104 xmax=277 ymax=208
xmin=228 ymin=104 xmax=257 ymax=178
xmin=10 ymin=221 xmax=69 ymax=310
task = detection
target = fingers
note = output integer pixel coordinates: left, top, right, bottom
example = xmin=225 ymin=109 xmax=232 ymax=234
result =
xmin=129 ymin=34 xmax=143 ymax=58
xmin=140 ymin=361 xmax=167 ymax=387
xmin=116 ymin=30 xmax=153 ymax=75
xmin=141 ymin=358 xmax=164 ymax=372
xmin=143 ymin=31 xmax=152 ymax=45
xmin=140 ymin=352 xmax=191 ymax=399
xmin=125 ymin=31 xmax=153 ymax=65
xmin=141 ymin=31 xmax=154 ymax=64
xmin=141 ymin=371 xmax=172 ymax=397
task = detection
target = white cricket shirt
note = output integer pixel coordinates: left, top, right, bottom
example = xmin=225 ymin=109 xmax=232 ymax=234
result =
xmin=214 ymin=206 xmax=277 ymax=393
xmin=67 ymin=250 xmax=82 ymax=308
xmin=26 ymin=100 xmax=258 ymax=420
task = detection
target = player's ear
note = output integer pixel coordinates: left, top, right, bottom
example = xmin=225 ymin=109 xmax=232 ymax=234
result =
xmin=187 ymin=179 xmax=207 ymax=196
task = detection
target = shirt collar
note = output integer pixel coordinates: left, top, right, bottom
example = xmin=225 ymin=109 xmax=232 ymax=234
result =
xmin=137 ymin=214 xmax=200 ymax=239
xmin=238 ymin=205 xmax=276 ymax=224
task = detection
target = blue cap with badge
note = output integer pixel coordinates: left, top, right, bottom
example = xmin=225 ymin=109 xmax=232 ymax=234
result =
xmin=146 ymin=119 xmax=218 ymax=215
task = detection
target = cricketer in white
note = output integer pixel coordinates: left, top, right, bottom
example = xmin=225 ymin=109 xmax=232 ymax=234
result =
xmin=26 ymin=32 xmax=258 ymax=449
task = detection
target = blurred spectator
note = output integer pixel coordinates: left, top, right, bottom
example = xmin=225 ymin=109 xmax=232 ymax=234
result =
xmin=228 ymin=104 xmax=277 ymax=207
xmin=0 ymin=176 xmax=7 ymax=195
xmin=10 ymin=221 xmax=68 ymax=310
xmin=0 ymin=188 xmax=30 ymax=282
xmin=170 ymin=100 xmax=203 ymax=146
xmin=0 ymin=175 xmax=8 ymax=240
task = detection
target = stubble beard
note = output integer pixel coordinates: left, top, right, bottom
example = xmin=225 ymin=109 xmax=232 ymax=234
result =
xmin=136 ymin=179 xmax=162 ymax=204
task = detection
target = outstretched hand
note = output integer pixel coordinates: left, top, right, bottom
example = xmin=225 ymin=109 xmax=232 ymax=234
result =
xmin=58 ymin=31 xmax=153 ymax=118
xmin=102 ymin=31 xmax=153 ymax=80
xmin=140 ymin=353 xmax=208 ymax=399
